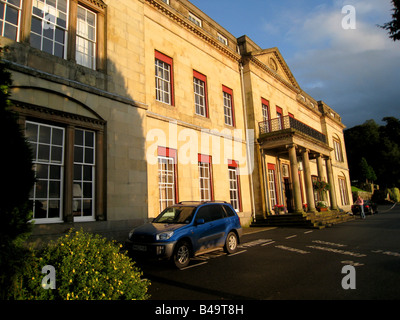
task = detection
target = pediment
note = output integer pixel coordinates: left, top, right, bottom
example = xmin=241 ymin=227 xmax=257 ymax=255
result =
xmin=251 ymin=47 xmax=300 ymax=89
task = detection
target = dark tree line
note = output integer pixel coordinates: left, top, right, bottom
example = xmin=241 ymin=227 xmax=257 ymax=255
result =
xmin=344 ymin=117 xmax=400 ymax=189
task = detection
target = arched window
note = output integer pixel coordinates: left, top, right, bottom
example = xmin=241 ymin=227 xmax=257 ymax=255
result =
xmin=333 ymin=135 xmax=344 ymax=162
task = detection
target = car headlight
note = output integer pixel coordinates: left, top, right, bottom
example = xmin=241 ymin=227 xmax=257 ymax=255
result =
xmin=156 ymin=231 xmax=174 ymax=241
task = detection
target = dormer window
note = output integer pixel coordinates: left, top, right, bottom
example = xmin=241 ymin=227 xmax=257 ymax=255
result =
xmin=188 ymin=12 xmax=201 ymax=27
xmin=217 ymin=33 xmax=228 ymax=45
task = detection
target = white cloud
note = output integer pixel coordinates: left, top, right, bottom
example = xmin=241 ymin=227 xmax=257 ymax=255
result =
xmin=281 ymin=0 xmax=400 ymax=127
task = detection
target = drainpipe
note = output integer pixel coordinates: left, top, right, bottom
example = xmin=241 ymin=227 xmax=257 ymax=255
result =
xmin=238 ymin=51 xmax=256 ymax=223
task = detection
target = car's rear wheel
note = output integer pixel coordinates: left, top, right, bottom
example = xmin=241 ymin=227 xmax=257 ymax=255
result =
xmin=173 ymin=241 xmax=191 ymax=269
xmin=224 ymin=231 xmax=238 ymax=254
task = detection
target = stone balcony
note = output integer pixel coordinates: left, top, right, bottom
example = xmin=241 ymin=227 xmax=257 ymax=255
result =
xmin=258 ymin=116 xmax=331 ymax=157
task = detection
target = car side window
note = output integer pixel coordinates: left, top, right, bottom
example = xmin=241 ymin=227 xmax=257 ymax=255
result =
xmin=222 ymin=204 xmax=235 ymax=217
xmin=196 ymin=205 xmax=224 ymax=222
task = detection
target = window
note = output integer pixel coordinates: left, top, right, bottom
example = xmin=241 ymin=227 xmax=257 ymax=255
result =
xmin=196 ymin=205 xmax=224 ymax=223
xmin=30 ymin=0 xmax=69 ymax=58
xmin=223 ymin=86 xmax=234 ymax=126
xmin=76 ymin=5 xmax=96 ymax=69
xmin=155 ymin=51 xmax=174 ymax=105
xmin=188 ymin=12 xmax=201 ymax=27
xmin=26 ymin=121 xmax=65 ymax=222
xmin=338 ymin=176 xmax=349 ymax=206
xmin=267 ymin=163 xmax=278 ymax=208
xmin=73 ymin=129 xmax=95 ymax=221
xmin=193 ymin=70 xmax=208 ymax=117
xmin=217 ymin=33 xmax=227 ymax=45
xmin=228 ymin=160 xmax=241 ymax=212
xmin=158 ymin=147 xmax=177 ymax=211
xmin=333 ymin=137 xmax=344 ymax=162
xmin=198 ymin=154 xmax=213 ymax=201
xmin=161 ymin=0 xmax=169 ymax=4
xmin=0 ymin=0 xmax=22 ymax=41
xmin=261 ymin=98 xmax=270 ymax=132
xmin=276 ymin=106 xmax=283 ymax=130
xmin=311 ymin=175 xmax=321 ymax=202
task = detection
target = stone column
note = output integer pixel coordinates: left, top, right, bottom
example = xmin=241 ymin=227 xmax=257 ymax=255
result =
xmin=96 ymin=130 xmax=106 ymax=221
xmin=64 ymin=125 xmax=75 ymax=223
xmin=316 ymin=154 xmax=326 ymax=182
xmin=325 ymin=156 xmax=339 ymax=210
xmin=288 ymin=144 xmax=304 ymax=215
xmin=302 ymin=149 xmax=316 ymax=213
xmin=316 ymin=153 xmax=327 ymax=201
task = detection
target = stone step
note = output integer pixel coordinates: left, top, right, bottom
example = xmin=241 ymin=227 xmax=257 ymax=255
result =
xmin=251 ymin=211 xmax=354 ymax=229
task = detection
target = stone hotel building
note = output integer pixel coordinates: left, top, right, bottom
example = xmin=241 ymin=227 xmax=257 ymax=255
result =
xmin=0 ymin=0 xmax=352 ymax=241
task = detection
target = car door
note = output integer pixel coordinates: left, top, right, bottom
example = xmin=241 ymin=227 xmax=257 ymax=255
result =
xmin=194 ymin=205 xmax=225 ymax=252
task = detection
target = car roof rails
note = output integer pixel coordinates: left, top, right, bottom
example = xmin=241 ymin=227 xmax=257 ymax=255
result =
xmin=177 ymin=200 xmax=228 ymax=205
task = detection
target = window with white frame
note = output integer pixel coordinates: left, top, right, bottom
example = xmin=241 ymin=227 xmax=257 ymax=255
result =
xmin=333 ymin=138 xmax=344 ymax=162
xmin=155 ymin=51 xmax=173 ymax=105
xmin=0 ymin=0 xmax=22 ymax=41
xmin=194 ymin=71 xmax=207 ymax=117
xmin=73 ymin=128 xmax=95 ymax=221
xmin=228 ymin=162 xmax=241 ymax=211
xmin=338 ymin=176 xmax=349 ymax=206
xmin=217 ymin=33 xmax=228 ymax=45
xmin=223 ymin=86 xmax=234 ymax=126
xmin=26 ymin=121 xmax=65 ymax=222
xmin=30 ymin=0 xmax=69 ymax=58
xmin=199 ymin=157 xmax=212 ymax=201
xmin=268 ymin=167 xmax=277 ymax=208
xmin=188 ymin=12 xmax=201 ymax=27
xmin=262 ymin=98 xmax=270 ymax=132
xmin=158 ymin=156 xmax=176 ymax=211
xmin=76 ymin=5 xmax=96 ymax=69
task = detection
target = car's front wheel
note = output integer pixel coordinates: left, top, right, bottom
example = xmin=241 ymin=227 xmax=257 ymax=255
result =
xmin=173 ymin=241 xmax=191 ymax=269
xmin=224 ymin=231 xmax=238 ymax=254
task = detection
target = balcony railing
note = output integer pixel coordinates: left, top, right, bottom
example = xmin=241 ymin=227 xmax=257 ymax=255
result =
xmin=259 ymin=116 xmax=327 ymax=144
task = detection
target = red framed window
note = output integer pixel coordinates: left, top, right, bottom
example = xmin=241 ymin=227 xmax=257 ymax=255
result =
xmin=276 ymin=106 xmax=283 ymax=129
xmin=198 ymin=154 xmax=213 ymax=201
xmin=267 ymin=163 xmax=278 ymax=208
xmin=228 ymin=160 xmax=242 ymax=212
xmin=155 ymin=50 xmax=174 ymax=106
xmin=223 ymin=85 xmax=235 ymax=126
xmin=193 ymin=70 xmax=209 ymax=117
xmin=157 ymin=146 xmax=178 ymax=211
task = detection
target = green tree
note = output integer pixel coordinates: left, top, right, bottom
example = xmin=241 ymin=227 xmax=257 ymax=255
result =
xmin=379 ymin=0 xmax=400 ymax=41
xmin=0 ymin=57 xmax=36 ymax=299
xmin=359 ymin=157 xmax=377 ymax=183
xmin=344 ymin=117 xmax=400 ymax=188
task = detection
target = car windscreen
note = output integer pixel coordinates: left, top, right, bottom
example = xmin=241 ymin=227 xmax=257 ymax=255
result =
xmin=153 ymin=206 xmax=196 ymax=224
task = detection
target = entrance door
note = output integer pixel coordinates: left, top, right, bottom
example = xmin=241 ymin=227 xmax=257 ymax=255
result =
xmin=283 ymin=177 xmax=293 ymax=213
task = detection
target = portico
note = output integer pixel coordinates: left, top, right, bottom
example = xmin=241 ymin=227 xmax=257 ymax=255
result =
xmin=258 ymin=116 xmax=338 ymax=217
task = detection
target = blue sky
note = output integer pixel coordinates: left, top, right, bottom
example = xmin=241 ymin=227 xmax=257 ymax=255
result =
xmin=189 ymin=0 xmax=400 ymax=128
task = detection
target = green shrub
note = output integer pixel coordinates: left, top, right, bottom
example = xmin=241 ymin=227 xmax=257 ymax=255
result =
xmin=388 ymin=187 xmax=400 ymax=203
xmin=15 ymin=229 xmax=150 ymax=300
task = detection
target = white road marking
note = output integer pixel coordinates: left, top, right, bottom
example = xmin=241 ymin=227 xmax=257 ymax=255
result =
xmin=285 ymin=235 xmax=297 ymax=239
xmin=261 ymin=241 xmax=276 ymax=246
xmin=275 ymin=245 xmax=310 ymax=254
xmin=307 ymin=245 xmax=366 ymax=257
xmin=312 ymin=240 xmax=347 ymax=247
xmin=228 ymin=250 xmax=247 ymax=257
xmin=180 ymin=261 xmax=208 ymax=271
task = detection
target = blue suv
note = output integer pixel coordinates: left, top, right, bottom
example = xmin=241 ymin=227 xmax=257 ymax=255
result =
xmin=126 ymin=201 xmax=242 ymax=268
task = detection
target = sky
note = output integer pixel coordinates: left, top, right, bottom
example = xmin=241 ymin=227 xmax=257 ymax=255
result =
xmin=189 ymin=0 xmax=400 ymax=129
